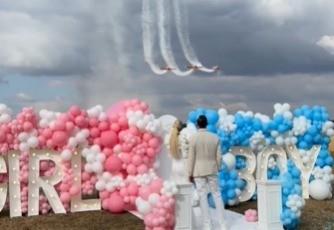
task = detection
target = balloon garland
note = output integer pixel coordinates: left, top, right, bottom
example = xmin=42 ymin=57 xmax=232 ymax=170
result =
xmin=0 ymin=99 xmax=177 ymax=230
xmin=187 ymin=103 xmax=334 ymax=229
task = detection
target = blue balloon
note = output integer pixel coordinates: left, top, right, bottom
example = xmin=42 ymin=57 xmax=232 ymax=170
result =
xmin=227 ymin=189 xmax=236 ymax=199
xmin=206 ymin=110 xmax=219 ymax=124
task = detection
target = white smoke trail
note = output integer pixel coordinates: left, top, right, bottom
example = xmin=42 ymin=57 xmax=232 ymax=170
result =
xmin=142 ymin=0 xmax=168 ymax=75
xmin=156 ymin=0 xmax=194 ymax=77
xmin=172 ymin=0 xmax=218 ymax=73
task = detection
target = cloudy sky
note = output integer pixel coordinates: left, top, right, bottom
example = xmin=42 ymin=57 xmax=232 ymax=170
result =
xmin=1 ymin=0 xmax=334 ymax=119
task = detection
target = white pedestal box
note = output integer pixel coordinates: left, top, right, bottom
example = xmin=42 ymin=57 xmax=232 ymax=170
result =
xmin=257 ymin=180 xmax=284 ymax=230
xmin=174 ymin=183 xmax=193 ymax=230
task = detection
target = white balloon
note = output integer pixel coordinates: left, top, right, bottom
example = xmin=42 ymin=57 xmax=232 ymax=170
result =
xmin=148 ymin=193 xmax=160 ymax=205
xmin=76 ymin=132 xmax=86 ymax=143
xmin=95 ymin=180 xmax=106 ymax=191
xmin=309 ymin=179 xmax=331 ymax=200
xmin=106 ymin=183 xmax=116 ymax=192
xmin=222 ymin=153 xmax=236 ymax=170
xmin=0 ymin=114 xmax=11 ymax=123
xmin=19 ymin=142 xmax=29 ymax=152
xmin=68 ymin=138 xmax=77 ymax=148
xmin=27 ymin=136 xmax=39 ymax=148
xmin=18 ymin=132 xmax=29 ymax=142
xmin=61 ymin=150 xmax=72 ymax=161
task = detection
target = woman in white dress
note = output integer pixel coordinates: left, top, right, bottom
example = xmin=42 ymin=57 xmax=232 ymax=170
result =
xmin=168 ymin=120 xmax=190 ymax=185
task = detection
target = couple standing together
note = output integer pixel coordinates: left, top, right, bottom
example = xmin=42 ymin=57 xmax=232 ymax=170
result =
xmin=170 ymin=115 xmax=227 ymax=230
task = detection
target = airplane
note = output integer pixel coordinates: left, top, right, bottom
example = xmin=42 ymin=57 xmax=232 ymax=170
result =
xmin=187 ymin=64 xmax=221 ymax=72
xmin=160 ymin=66 xmax=175 ymax=71
xmin=187 ymin=65 xmax=202 ymax=71
xmin=212 ymin=66 xmax=221 ymax=72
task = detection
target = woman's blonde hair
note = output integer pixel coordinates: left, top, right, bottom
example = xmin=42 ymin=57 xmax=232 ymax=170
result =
xmin=169 ymin=120 xmax=181 ymax=159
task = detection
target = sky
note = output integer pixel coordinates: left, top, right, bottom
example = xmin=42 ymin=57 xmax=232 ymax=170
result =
xmin=1 ymin=0 xmax=334 ymax=120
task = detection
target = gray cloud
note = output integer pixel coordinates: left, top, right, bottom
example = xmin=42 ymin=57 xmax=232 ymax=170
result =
xmin=1 ymin=0 xmax=334 ymax=120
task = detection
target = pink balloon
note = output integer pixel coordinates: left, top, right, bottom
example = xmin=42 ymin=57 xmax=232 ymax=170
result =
xmin=43 ymin=129 xmax=53 ymax=139
xmin=143 ymin=133 xmax=152 ymax=142
xmin=69 ymin=106 xmax=81 ymax=117
xmin=139 ymin=186 xmax=151 ymax=200
xmin=102 ymin=199 xmax=109 ymax=210
xmin=104 ymin=155 xmax=122 ymax=173
xmin=90 ymin=127 xmax=100 ymax=138
xmin=110 ymin=123 xmax=120 ymax=132
xmin=54 ymin=120 xmax=66 ymax=131
xmin=0 ymin=131 xmax=6 ymax=142
xmin=131 ymin=155 xmax=142 ymax=166
xmin=148 ymin=138 xmax=160 ymax=148
xmin=150 ymin=179 xmax=163 ymax=193
xmin=100 ymin=191 xmax=110 ymax=199
xmin=120 ymin=153 xmax=131 ymax=163
xmin=127 ymin=183 xmax=139 ymax=196
xmin=118 ymin=117 xmax=128 ymax=129
xmin=59 ymin=183 xmax=70 ymax=192
xmin=65 ymin=121 xmax=75 ymax=132
xmin=82 ymin=172 xmax=90 ymax=181
xmin=46 ymin=139 xmax=53 ymax=148
xmin=89 ymin=118 xmax=99 ymax=127
xmin=99 ymin=121 xmax=109 ymax=131
xmin=52 ymin=131 xmax=68 ymax=147
xmin=122 ymin=143 xmax=132 ymax=152
xmin=69 ymin=186 xmax=80 ymax=196
xmin=93 ymin=138 xmax=101 ymax=146
xmin=120 ymin=187 xmax=129 ymax=197
xmin=75 ymin=115 xmax=88 ymax=128
xmin=23 ymin=122 xmax=33 ymax=132
xmin=146 ymin=148 xmax=156 ymax=158
xmin=137 ymin=164 xmax=148 ymax=174
xmin=100 ymin=131 xmax=118 ymax=148
xmin=60 ymin=192 xmax=71 ymax=203
xmin=38 ymin=136 xmax=46 ymax=146
xmin=107 ymin=192 xmax=125 ymax=213
xmin=103 ymin=148 xmax=113 ymax=156
xmin=126 ymin=164 xmax=137 ymax=175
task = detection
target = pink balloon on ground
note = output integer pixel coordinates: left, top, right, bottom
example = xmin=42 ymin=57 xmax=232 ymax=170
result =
xmin=107 ymin=192 xmax=125 ymax=213
xmin=60 ymin=192 xmax=71 ymax=203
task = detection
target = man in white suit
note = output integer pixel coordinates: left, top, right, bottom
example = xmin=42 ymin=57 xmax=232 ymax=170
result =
xmin=188 ymin=115 xmax=226 ymax=230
